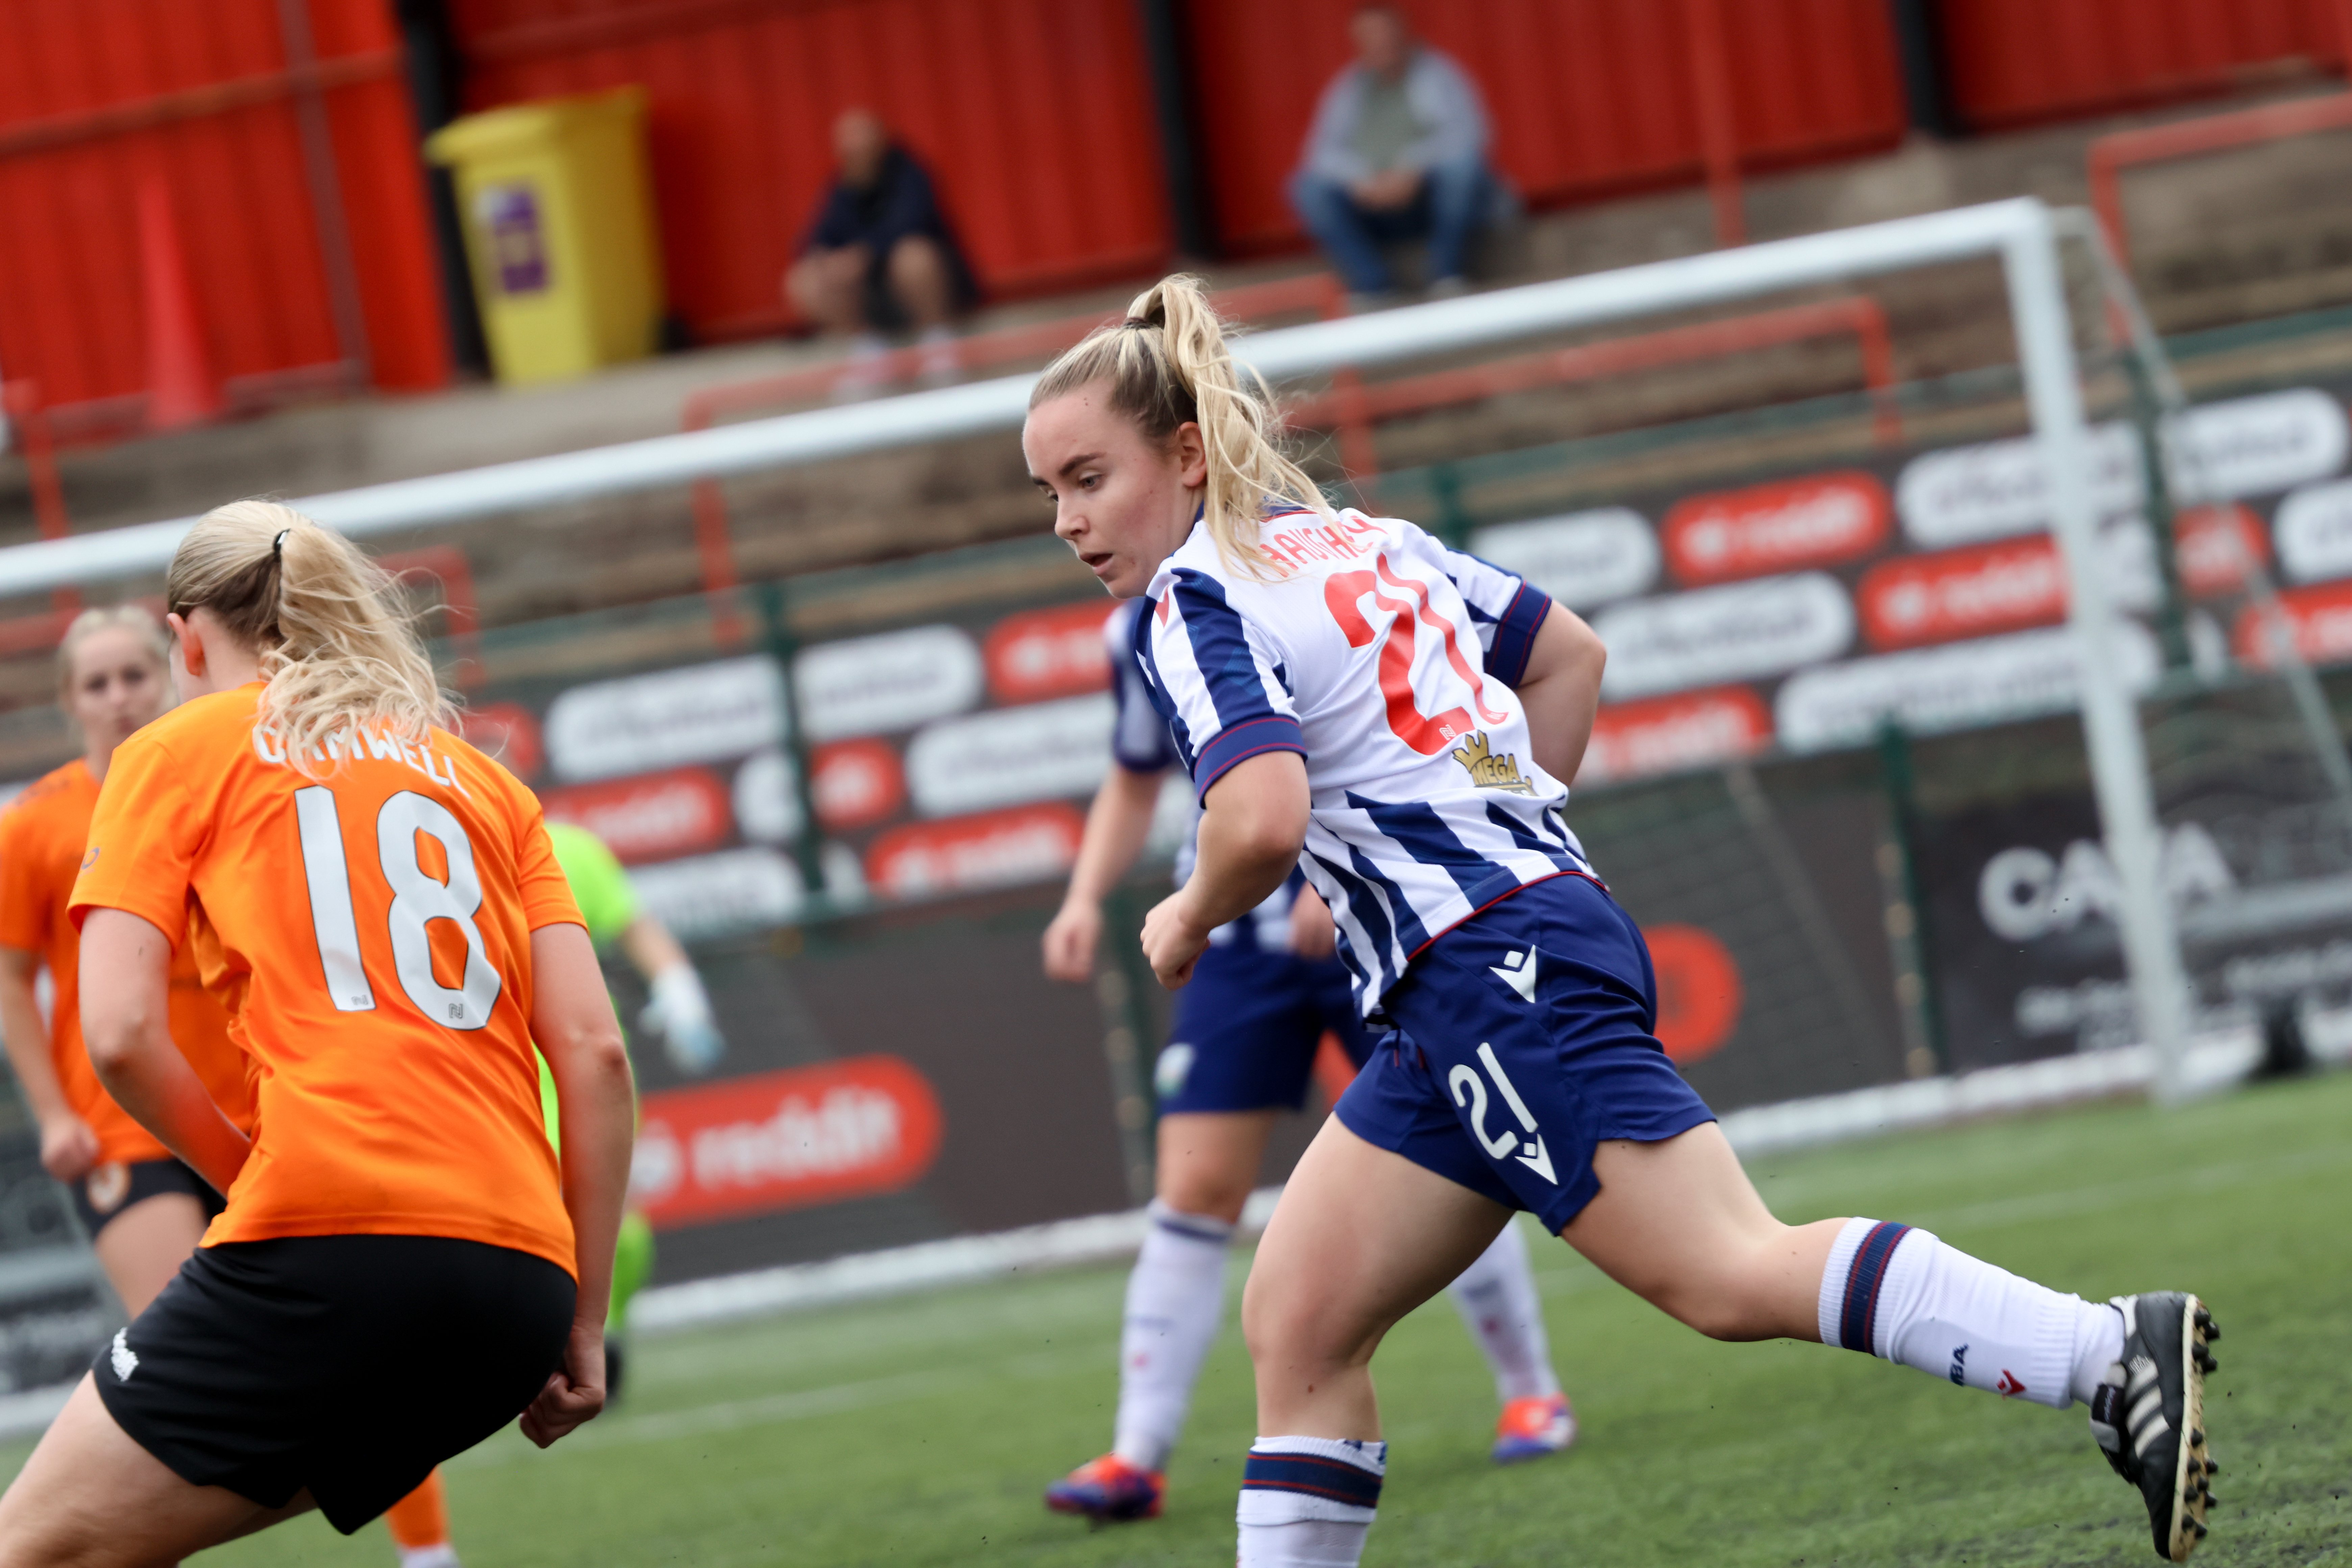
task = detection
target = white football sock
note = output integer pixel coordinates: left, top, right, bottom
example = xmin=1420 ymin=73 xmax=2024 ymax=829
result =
xmin=1110 ymin=1201 xmax=1234 ymax=1471
xmin=1818 ymin=1218 xmax=2125 ymax=1411
xmin=396 ymin=1549 xmax=460 ymax=1568
xmin=1444 ymin=1219 xmax=1560 ymax=1404
xmin=1237 ymin=1436 xmax=1385 ymax=1568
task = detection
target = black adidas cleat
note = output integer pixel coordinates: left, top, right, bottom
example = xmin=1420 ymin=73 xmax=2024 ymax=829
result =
xmin=2089 ymin=1293 xmax=2220 ymax=1562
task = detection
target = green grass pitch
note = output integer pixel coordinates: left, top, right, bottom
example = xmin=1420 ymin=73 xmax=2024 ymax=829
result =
xmin=8 ymin=1071 xmax=2350 ymax=1566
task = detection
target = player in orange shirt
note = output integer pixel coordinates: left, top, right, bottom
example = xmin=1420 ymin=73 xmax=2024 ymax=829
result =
xmin=0 ymin=500 xmax=637 ymax=1568
xmin=0 ymin=606 xmax=471 ymax=1568
xmin=0 ymin=607 xmax=255 ymax=1314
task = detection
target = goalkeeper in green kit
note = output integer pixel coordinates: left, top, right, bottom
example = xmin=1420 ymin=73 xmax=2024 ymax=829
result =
xmin=541 ymin=822 xmax=728 ymax=1398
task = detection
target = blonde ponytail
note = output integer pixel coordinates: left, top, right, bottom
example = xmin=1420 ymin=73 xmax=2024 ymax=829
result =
xmin=1031 ymin=274 xmax=1330 ymax=578
xmin=165 ymin=499 xmax=451 ymax=776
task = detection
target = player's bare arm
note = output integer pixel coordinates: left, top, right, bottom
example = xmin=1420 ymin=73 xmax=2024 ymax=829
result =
xmin=1140 ymin=751 xmax=1308 ymax=989
xmin=1508 ymin=605 xmax=1608 ymax=785
xmin=1044 ymin=763 xmax=1167 ymax=983
xmin=0 ymin=946 xmax=99 ymax=1181
xmin=523 ymin=920 xmax=637 ymax=1448
xmin=78 ymin=909 xmax=250 ymax=1196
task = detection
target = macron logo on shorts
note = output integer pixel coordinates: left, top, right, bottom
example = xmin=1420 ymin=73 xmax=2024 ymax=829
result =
xmin=1489 ymin=949 xmax=1538 ymax=1003
xmin=109 ymin=1328 xmax=137 ymax=1383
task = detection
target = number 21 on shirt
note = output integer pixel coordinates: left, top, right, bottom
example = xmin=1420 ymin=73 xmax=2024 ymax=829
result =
xmin=1325 ymin=556 xmax=1506 ymax=756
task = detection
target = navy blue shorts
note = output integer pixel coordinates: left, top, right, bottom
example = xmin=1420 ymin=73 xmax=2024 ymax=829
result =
xmin=1155 ymin=945 xmax=1374 ymax=1115
xmin=1334 ymin=873 xmax=1716 ymax=1234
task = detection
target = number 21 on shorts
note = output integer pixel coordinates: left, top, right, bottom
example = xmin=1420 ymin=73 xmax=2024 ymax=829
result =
xmin=293 ymin=787 xmax=503 ymax=1029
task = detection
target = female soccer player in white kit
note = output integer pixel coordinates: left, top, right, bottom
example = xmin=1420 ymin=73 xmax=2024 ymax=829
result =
xmin=1039 ymin=598 xmax=1572 ymax=1523
xmin=1021 ymin=276 xmax=2220 ymax=1567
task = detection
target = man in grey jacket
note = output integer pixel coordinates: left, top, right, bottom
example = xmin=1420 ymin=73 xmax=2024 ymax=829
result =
xmin=1288 ymin=5 xmax=1499 ymax=307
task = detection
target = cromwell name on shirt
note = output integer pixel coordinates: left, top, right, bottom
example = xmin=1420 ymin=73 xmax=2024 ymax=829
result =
xmin=248 ymin=722 xmax=474 ymax=797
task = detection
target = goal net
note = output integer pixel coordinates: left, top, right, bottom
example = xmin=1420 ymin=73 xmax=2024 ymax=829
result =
xmin=1 ymin=196 xmax=2346 ymax=1330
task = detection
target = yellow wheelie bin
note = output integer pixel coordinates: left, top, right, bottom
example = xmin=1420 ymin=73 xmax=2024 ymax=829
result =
xmin=425 ymin=88 xmax=664 ymax=386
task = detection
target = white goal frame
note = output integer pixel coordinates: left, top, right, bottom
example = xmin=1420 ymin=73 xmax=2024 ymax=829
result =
xmin=0 ymin=196 xmax=2195 ymax=1100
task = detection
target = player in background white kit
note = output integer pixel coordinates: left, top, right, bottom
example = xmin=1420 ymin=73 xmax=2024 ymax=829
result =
xmin=1021 ymin=275 xmax=2221 ymax=1568
xmin=1038 ymin=597 xmax=1573 ymax=1524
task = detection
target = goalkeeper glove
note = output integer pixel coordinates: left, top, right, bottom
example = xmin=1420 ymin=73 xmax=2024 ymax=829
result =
xmin=640 ymin=962 xmax=725 ymax=1076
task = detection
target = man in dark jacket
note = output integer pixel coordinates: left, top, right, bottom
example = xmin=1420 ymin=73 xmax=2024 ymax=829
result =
xmin=786 ymin=108 xmax=978 ymax=395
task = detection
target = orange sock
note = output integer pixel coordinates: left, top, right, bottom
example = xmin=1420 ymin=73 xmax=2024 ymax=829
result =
xmin=384 ymin=1469 xmax=450 ymax=1552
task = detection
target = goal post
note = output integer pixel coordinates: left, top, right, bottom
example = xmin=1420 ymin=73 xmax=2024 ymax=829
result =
xmin=1999 ymin=211 xmax=2194 ymax=1104
xmin=0 ymin=196 xmax=2203 ymax=1099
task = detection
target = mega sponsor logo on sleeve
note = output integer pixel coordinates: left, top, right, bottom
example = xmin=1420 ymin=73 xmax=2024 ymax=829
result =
xmin=1592 ymin=573 xmax=1855 ymax=700
xmin=541 ymin=767 xmax=732 ymax=863
xmin=864 ymin=802 xmax=1086 ymax=901
xmin=903 ymin=692 xmax=1114 ymax=817
xmin=627 ymin=847 xmax=804 ymax=941
xmin=1577 ymin=687 xmax=1772 ymax=785
xmin=1465 ymin=507 xmax=1659 ymax=609
xmin=2274 ymin=477 xmax=2352 ymax=584
xmin=628 ymin=1055 xmax=945 ymax=1228
xmin=795 ymin=624 xmax=983 ymax=743
xmin=1896 ymin=421 xmax=2143 ymax=547
xmin=983 ymin=601 xmax=1117 ymax=704
xmin=1776 ymin=621 xmax=2161 ymax=751
xmin=2234 ymin=578 xmax=2352 ymax=668
xmin=1662 ymin=472 xmax=1890 ymax=586
xmin=545 ymin=657 xmax=785 ymax=782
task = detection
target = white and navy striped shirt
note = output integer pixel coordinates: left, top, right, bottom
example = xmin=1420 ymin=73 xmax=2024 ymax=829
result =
xmin=1132 ymin=506 xmax=1590 ymax=1016
xmin=1107 ymin=599 xmax=1303 ymax=954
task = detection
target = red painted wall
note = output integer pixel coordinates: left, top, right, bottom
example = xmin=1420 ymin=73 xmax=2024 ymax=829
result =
xmin=450 ymin=0 xmax=1174 ymax=341
xmin=0 ymin=0 xmax=448 ymax=409
xmin=1939 ymin=0 xmax=2348 ymax=128
xmin=1186 ymin=0 xmax=1908 ymax=257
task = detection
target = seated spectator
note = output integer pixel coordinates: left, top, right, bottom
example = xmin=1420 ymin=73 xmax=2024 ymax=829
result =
xmin=1288 ymin=5 xmax=1502 ymax=309
xmin=786 ymin=108 xmax=978 ymax=397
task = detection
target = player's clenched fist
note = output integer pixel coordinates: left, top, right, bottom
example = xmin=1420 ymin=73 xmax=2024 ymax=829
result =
xmin=1139 ymin=891 xmax=1209 ymax=990
xmin=1041 ymin=899 xmax=1103 ymax=984
xmin=520 ymin=1320 xmax=608 ymax=1448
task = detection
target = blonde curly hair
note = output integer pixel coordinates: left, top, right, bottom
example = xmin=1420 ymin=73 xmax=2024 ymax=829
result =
xmin=165 ymin=499 xmax=451 ymax=776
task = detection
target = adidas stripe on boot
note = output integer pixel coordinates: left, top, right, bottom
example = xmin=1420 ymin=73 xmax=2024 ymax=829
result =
xmin=2088 ymin=1292 xmax=2221 ymax=1563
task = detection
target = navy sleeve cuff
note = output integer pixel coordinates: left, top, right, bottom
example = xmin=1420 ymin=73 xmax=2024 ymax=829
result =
xmin=1191 ymin=715 xmax=1307 ymax=802
xmin=1485 ymin=583 xmax=1554 ymax=689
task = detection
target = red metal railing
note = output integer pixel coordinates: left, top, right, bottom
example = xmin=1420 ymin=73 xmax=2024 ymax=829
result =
xmin=2089 ymin=90 xmax=2352 ymax=268
xmin=1283 ymin=295 xmax=1901 ymax=478
xmin=0 ymin=392 xmax=480 ymax=682
xmin=0 ymin=549 xmax=477 ymax=682
xmin=679 ymin=273 xmax=1351 ymax=642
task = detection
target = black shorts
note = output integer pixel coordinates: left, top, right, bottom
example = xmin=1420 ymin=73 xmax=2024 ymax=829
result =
xmin=94 ymin=1234 xmax=574 ymax=1533
xmin=66 ymin=1157 xmax=224 ymax=1241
